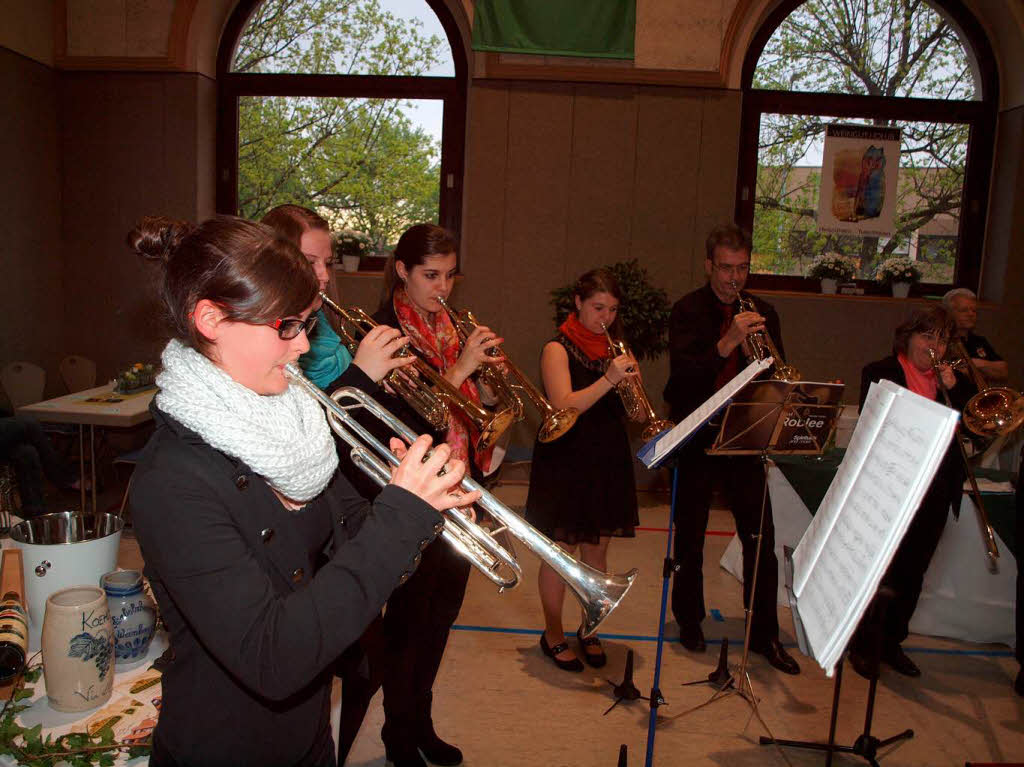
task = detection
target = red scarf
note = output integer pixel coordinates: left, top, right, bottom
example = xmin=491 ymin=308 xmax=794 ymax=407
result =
xmin=897 ymin=353 xmax=937 ymax=401
xmin=392 ymin=287 xmax=493 ymax=473
xmin=559 ymin=313 xmax=611 ymax=362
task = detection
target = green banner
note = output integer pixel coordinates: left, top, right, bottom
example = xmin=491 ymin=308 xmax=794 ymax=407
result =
xmin=472 ymin=1 xmax=635 ymax=60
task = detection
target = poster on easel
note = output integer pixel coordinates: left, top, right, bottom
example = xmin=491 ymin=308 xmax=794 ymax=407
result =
xmin=817 ymin=123 xmax=901 ymax=237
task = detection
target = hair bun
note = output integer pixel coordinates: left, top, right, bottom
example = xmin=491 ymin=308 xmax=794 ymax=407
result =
xmin=127 ymin=216 xmax=194 ymax=263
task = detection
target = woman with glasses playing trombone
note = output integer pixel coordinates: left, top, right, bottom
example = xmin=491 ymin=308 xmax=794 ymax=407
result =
xmin=125 ymin=215 xmax=477 ymax=767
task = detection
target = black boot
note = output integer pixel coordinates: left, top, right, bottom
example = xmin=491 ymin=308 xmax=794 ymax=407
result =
xmin=418 ymin=725 xmax=463 ymax=766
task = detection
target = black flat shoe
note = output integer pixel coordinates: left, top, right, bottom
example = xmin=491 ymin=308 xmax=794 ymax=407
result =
xmin=752 ymin=639 xmax=801 ymax=675
xmin=577 ymin=626 xmax=607 ymax=668
xmin=418 ymin=731 xmax=463 ymax=766
xmin=881 ymin=645 xmax=920 ymax=677
xmin=678 ymin=623 xmax=706 ymax=653
xmin=540 ymin=633 xmax=584 ymax=672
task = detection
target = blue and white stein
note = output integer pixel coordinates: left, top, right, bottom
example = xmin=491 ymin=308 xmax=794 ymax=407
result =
xmin=100 ymin=570 xmax=156 ymax=663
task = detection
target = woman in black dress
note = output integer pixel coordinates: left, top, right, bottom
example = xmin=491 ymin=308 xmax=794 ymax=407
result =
xmin=526 ymin=268 xmax=640 ymax=671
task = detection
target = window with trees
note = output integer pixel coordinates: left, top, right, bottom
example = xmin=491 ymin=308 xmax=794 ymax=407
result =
xmin=217 ymin=0 xmax=466 ymax=258
xmin=736 ymin=0 xmax=997 ymax=295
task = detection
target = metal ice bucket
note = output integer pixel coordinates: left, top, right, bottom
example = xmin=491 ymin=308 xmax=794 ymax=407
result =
xmin=10 ymin=512 xmax=123 ymax=633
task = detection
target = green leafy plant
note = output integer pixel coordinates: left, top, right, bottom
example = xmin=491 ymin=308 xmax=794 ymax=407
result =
xmin=0 ymin=662 xmax=151 ymax=766
xmin=550 ymin=260 xmax=670 ymax=362
xmin=807 ymin=253 xmax=857 ymax=280
xmin=874 ymin=256 xmax=923 ymax=285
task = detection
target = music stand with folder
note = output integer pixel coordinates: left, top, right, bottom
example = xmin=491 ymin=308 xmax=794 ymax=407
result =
xmin=662 ymin=380 xmax=842 ymax=740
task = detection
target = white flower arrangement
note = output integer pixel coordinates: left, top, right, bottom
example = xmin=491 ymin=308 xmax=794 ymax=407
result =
xmin=807 ymin=253 xmax=857 ymax=281
xmin=334 ymin=229 xmax=372 ymax=258
xmin=874 ymin=256 xmax=923 ymax=285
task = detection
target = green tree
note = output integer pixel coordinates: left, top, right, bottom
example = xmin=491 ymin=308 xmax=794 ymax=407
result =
xmin=752 ymin=0 xmax=973 ymax=279
xmin=234 ymin=0 xmax=447 ymax=247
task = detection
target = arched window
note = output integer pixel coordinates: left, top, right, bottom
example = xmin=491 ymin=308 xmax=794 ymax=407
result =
xmin=216 ymin=0 xmax=466 ymax=259
xmin=736 ymin=0 xmax=997 ymax=295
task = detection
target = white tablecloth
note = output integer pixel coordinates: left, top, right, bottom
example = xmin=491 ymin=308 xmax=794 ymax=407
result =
xmin=720 ymin=466 xmax=1018 ymax=646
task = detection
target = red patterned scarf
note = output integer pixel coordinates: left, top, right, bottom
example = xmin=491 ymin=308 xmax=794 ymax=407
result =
xmin=392 ymin=287 xmax=493 ymax=472
xmin=559 ymin=313 xmax=611 ymax=362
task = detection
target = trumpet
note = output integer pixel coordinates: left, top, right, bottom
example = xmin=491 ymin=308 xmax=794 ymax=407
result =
xmin=947 ymin=339 xmax=1024 ymax=438
xmin=284 ymin=364 xmax=637 ymax=635
xmin=600 ymin=323 xmax=674 ymax=441
xmin=435 ymin=296 xmax=579 ymax=443
xmin=927 ymin=348 xmax=1000 ymax=573
xmin=730 ymin=280 xmax=801 ymax=381
xmin=319 ymin=293 xmax=515 ymax=451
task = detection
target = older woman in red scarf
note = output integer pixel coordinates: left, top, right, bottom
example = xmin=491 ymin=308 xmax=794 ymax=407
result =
xmin=851 ymin=306 xmax=972 ymax=680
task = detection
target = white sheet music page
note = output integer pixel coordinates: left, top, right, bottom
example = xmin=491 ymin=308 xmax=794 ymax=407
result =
xmin=793 ymin=380 xmax=959 ymax=675
xmin=643 ymin=358 xmax=772 ymax=467
xmin=792 ymin=381 xmax=895 ymax=596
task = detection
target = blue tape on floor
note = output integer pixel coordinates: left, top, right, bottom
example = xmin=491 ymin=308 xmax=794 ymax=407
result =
xmin=450 ymin=625 xmax=1015 ymax=657
xmin=709 ymin=609 xmax=725 ymax=622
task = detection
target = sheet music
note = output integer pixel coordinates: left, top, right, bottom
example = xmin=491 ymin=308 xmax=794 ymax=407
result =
xmin=638 ymin=358 xmax=772 ymax=468
xmin=792 ymin=382 xmax=895 ymax=595
xmin=792 ymin=380 xmax=959 ymax=674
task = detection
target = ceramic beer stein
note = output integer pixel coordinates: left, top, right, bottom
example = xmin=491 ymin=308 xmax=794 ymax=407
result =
xmin=41 ymin=585 xmax=114 ymax=712
xmin=100 ymin=569 xmax=157 ymax=662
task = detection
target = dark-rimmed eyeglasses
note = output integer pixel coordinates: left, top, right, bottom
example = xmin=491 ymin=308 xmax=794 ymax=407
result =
xmin=268 ymin=315 xmax=318 ymax=340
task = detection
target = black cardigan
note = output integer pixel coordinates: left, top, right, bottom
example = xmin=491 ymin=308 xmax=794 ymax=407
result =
xmin=131 ymin=405 xmax=442 ymax=767
xmin=662 ymin=282 xmax=784 ymax=423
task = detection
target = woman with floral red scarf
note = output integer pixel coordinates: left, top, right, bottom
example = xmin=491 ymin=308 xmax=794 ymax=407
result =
xmin=365 ymin=223 xmax=503 ymax=767
xmin=526 ymin=269 xmax=640 ymax=672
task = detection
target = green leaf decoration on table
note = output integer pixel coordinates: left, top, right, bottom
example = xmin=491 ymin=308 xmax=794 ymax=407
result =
xmin=0 ymin=662 xmax=152 ymax=766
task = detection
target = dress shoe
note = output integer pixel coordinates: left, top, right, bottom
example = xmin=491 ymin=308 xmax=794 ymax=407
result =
xmin=577 ymin=626 xmax=607 ymax=668
xmin=881 ymin=645 xmax=920 ymax=677
xmin=418 ymin=731 xmax=463 ymax=766
xmin=1014 ymin=668 xmax=1023 ymax=697
xmin=678 ymin=623 xmax=706 ymax=653
xmin=846 ymin=647 xmax=879 ymax=680
xmin=539 ymin=632 xmax=584 ymax=672
xmin=385 ymin=744 xmax=427 ymax=767
xmin=751 ymin=639 xmax=801 ymax=675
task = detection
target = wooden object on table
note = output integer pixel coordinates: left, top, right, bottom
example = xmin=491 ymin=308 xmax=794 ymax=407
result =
xmin=0 ymin=548 xmax=26 ymax=698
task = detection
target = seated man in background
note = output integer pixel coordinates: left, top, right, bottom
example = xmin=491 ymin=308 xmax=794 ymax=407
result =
xmin=0 ymin=413 xmax=80 ymax=518
xmin=942 ymin=288 xmax=1009 ymax=383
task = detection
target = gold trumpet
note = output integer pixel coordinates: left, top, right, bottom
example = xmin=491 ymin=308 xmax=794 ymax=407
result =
xmin=730 ymin=280 xmax=801 ymax=381
xmin=600 ymin=323 xmax=674 ymax=441
xmin=435 ymin=296 xmax=579 ymax=443
xmin=947 ymin=339 xmax=1024 ymax=438
xmin=285 ymin=364 xmax=638 ymax=635
xmin=318 ymin=293 xmax=515 ymax=451
xmin=927 ymin=348 xmax=1000 ymax=573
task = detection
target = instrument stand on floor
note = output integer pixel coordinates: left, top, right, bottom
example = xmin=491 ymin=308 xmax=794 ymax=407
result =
xmin=633 ymin=370 xmax=842 ymax=767
xmin=662 ymin=382 xmax=842 ymax=763
xmin=604 ymin=649 xmax=647 ymax=714
xmin=760 ymin=560 xmax=913 ymax=766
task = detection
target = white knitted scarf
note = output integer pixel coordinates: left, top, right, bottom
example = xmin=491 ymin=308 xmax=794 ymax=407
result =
xmin=155 ymin=339 xmax=338 ymax=502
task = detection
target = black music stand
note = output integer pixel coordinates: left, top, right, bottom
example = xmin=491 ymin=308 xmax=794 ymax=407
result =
xmin=758 ymin=554 xmax=914 ymax=766
xmin=661 ymin=380 xmax=842 ymax=744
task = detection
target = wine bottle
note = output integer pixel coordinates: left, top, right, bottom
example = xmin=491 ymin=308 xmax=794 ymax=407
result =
xmin=0 ymin=590 xmax=28 ymax=683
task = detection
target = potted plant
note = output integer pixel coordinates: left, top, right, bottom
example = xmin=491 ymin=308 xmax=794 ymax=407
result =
xmin=550 ymin=259 xmax=670 ymax=361
xmin=114 ymin=362 xmax=157 ymax=393
xmin=807 ymin=253 xmax=857 ymax=294
xmin=334 ymin=229 xmax=371 ymax=272
xmin=875 ymin=256 xmax=923 ymax=298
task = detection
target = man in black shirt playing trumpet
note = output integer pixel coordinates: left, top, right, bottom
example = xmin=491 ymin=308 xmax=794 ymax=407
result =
xmin=662 ymin=223 xmax=800 ymax=675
